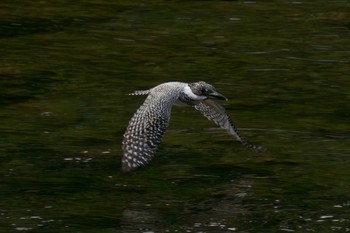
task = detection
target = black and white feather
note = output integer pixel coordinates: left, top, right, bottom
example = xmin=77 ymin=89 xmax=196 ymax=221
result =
xmin=122 ymin=81 xmax=262 ymax=172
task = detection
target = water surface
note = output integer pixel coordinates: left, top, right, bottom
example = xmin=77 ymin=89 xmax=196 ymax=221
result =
xmin=1 ymin=0 xmax=350 ymax=232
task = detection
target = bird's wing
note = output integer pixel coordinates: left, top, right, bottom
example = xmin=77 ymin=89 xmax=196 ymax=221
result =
xmin=122 ymin=86 xmax=182 ymax=172
xmin=194 ymin=99 xmax=262 ymax=152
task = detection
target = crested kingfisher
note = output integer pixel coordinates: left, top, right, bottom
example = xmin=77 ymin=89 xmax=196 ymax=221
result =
xmin=122 ymin=81 xmax=262 ymax=172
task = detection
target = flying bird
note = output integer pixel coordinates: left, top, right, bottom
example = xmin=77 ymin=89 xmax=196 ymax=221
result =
xmin=122 ymin=81 xmax=262 ymax=172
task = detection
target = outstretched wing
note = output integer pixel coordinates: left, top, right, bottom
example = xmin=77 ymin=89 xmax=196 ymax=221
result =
xmin=194 ymin=99 xmax=262 ymax=152
xmin=122 ymin=85 xmax=182 ymax=172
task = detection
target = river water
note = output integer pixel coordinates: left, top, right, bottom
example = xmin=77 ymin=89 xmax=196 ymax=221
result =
xmin=1 ymin=1 xmax=350 ymax=232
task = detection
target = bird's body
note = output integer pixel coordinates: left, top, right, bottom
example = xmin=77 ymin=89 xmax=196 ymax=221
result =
xmin=122 ymin=81 xmax=261 ymax=172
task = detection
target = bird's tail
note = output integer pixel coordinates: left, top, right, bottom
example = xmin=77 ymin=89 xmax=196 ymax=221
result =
xmin=128 ymin=90 xmax=150 ymax=96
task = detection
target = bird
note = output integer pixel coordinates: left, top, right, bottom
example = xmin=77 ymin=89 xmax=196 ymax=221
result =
xmin=122 ymin=81 xmax=262 ymax=172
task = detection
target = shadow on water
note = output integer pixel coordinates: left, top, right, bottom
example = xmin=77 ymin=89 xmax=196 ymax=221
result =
xmin=1 ymin=0 xmax=350 ymax=232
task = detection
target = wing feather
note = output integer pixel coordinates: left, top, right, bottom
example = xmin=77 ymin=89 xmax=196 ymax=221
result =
xmin=194 ymin=99 xmax=262 ymax=152
xmin=122 ymin=84 xmax=183 ymax=172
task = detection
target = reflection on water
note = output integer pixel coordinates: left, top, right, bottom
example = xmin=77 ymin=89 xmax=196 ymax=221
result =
xmin=1 ymin=0 xmax=350 ymax=232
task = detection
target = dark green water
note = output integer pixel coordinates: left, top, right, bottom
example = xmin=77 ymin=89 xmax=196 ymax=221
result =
xmin=1 ymin=1 xmax=350 ymax=232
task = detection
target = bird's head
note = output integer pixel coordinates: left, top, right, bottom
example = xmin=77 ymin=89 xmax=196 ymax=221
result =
xmin=188 ymin=81 xmax=227 ymax=101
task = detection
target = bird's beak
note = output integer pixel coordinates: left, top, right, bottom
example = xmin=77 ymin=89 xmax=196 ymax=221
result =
xmin=208 ymin=91 xmax=228 ymax=101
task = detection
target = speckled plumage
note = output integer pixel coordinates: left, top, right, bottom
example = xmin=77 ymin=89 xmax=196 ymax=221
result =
xmin=122 ymin=81 xmax=262 ymax=172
